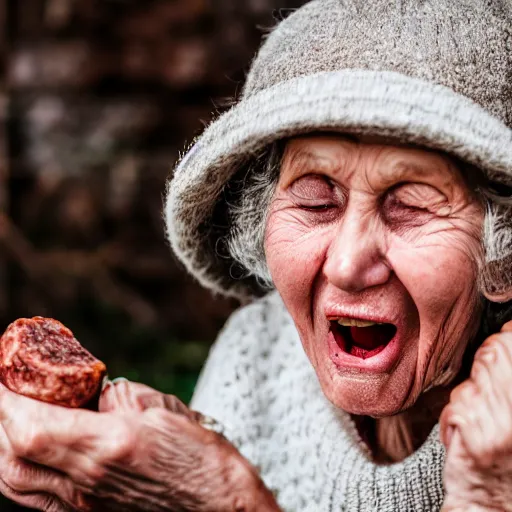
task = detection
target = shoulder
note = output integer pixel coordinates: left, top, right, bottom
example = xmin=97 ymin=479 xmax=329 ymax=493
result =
xmin=191 ymin=291 xmax=292 ymax=406
xmin=190 ymin=292 xmax=301 ymax=445
xmin=215 ymin=291 xmax=291 ymax=355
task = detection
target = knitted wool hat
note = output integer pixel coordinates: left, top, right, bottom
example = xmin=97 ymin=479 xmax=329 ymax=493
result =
xmin=165 ymin=0 xmax=512 ymax=300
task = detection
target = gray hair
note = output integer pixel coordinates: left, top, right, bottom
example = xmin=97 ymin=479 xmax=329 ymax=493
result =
xmin=225 ymin=143 xmax=283 ymax=288
xmin=225 ymin=142 xmax=512 ymax=329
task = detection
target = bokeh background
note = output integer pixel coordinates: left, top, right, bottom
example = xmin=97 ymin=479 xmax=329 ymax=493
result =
xmin=0 ymin=0 xmax=308 ymax=509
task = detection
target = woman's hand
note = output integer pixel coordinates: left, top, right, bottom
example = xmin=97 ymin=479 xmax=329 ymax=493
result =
xmin=440 ymin=321 xmax=512 ymax=511
xmin=0 ymin=380 xmax=280 ymax=511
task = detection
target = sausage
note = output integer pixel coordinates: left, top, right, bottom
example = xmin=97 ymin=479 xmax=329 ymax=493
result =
xmin=0 ymin=317 xmax=107 ymax=408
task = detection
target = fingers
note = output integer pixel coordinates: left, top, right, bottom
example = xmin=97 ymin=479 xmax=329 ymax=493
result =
xmin=0 ymin=381 xmax=222 ymax=512
xmin=0 ymin=425 xmax=89 ymax=511
xmin=0 ymin=385 xmax=136 ymax=480
xmin=443 ymin=329 xmax=512 ymax=469
xmin=100 ymin=380 xmax=203 ymax=422
xmin=443 ymin=382 xmax=493 ymax=467
xmin=0 ymin=458 xmax=88 ymax=511
xmin=0 ymin=478 xmax=69 ymax=512
xmin=99 ymin=380 xmax=147 ymax=413
xmin=472 ymin=332 xmax=512 ymax=410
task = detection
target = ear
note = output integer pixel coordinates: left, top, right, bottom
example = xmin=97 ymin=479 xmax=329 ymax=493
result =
xmin=483 ymin=289 xmax=512 ymax=302
xmin=481 ymin=255 xmax=512 ymax=303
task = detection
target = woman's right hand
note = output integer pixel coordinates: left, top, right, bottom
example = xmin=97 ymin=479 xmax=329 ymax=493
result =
xmin=0 ymin=379 xmax=280 ymax=512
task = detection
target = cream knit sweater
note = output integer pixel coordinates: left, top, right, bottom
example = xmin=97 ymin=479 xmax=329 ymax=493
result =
xmin=191 ymin=292 xmax=446 ymax=511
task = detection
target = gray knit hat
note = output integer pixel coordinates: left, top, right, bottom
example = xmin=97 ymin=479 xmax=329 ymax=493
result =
xmin=165 ymin=0 xmax=512 ymax=300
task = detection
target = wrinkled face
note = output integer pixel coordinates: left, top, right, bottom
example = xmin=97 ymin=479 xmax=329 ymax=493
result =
xmin=264 ymin=135 xmax=485 ymax=417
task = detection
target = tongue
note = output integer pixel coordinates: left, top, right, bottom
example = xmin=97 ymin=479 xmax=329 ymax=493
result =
xmin=349 ymin=325 xmax=394 ymax=349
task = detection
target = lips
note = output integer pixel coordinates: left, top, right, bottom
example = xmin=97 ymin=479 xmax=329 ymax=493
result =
xmin=331 ymin=321 xmax=397 ymax=360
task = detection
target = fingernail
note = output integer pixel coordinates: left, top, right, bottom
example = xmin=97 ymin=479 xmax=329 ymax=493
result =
xmin=111 ymin=377 xmax=129 ymax=385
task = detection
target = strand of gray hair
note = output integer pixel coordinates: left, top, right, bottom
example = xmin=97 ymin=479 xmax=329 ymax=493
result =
xmin=226 ymin=143 xmax=281 ymax=288
xmin=483 ymin=201 xmax=512 ymax=262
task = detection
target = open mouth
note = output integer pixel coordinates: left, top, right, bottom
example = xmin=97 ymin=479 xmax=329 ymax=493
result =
xmin=330 ymin=318 xmax=397 ymax=360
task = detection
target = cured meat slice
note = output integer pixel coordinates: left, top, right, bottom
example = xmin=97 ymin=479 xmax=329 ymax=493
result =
xmin=0 ymin=317 xmax=106 ymax=408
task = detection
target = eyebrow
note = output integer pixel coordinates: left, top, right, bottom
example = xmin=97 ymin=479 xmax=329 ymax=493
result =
xmin=282 ymin=146 xmax=461 ymax=192
xmin=285 ymin=149 xmax=339 ymax=180
xmin=379 ymin=161 xmax=434 ymax=183
xmin=377 ymin=160 xmax=457 ymax=190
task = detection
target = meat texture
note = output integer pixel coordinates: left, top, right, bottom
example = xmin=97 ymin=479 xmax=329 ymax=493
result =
xmin=0 ymin=317 xmax=106 ymax=408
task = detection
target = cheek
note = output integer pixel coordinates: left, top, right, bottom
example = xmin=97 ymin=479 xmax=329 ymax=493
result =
xmin=388 ymin=230 xmax=482 ymax=380
xmin=264 ymin=211 xmax=329 ymax=320
xmin=392 ymin=240 xmax=477 ymax=310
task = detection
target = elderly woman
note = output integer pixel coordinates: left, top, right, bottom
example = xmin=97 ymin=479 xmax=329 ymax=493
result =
xmin=1 ymin=0 xmax=512 ymax=510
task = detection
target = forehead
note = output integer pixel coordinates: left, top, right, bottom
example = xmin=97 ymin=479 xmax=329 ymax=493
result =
xmin=281 ymin=134 xmax=467 ymax=189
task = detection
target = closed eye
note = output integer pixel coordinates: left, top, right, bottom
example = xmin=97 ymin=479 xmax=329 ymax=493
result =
xmin=382 ymin=182 xmax=451 ymax=227
xmin=289 ymin=174 xmax=340 ymax=208
xmin=287 ymin=174 xmax=343 ymax=222
xmin=302 ymin=203 xmax=336 ymax=210
xmin=385 ymin=183 xmax=449 ymax=213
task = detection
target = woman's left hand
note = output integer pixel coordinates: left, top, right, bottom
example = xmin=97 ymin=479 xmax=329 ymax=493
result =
xmin=0 ymin=380 xmax=278 ymax=511
xmin=441 ymin=320 xmax=512 ymax=511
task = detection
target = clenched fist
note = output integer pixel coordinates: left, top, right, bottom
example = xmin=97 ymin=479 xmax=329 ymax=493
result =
xmin=441 ymin=321 xmax=512 ymax=511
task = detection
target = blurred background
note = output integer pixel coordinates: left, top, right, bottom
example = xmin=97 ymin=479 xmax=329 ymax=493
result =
xmin=0 ymin=0 xmax=308 ymax=509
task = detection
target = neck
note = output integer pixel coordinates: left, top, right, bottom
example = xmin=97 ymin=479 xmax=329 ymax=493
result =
xmin=352 ymin=385 xmax=455 ymax=463
xmin=377 ymin=386 xmax=452 ymax=462
xmin=354 ymin=341 xmax=479 ymax=463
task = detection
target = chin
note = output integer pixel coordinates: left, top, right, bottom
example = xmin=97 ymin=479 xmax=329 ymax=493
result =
xmin=320 ymin=372 xmax=413 ymax=418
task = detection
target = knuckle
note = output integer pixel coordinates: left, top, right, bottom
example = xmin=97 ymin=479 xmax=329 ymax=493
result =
xmin=449 ymin=380 xmax=477 ymax=404
xmin=478 ymin=333 xmax=512 ymax=367
xmin=3 ymin=469 xmax=27 ymax=493
xmin=68 ymin=462 xmax=104 ymax=488
xmin=137 ymin=391 xmax=165 ymax=410
xmin=483 ymin=331 xmax=512 ymax=351
xmin=15 ymin=430 xmax=46 ymax=459
xmin=85 ymin=463 xmax=106 ymax=487
xmin=103 ymin=420 xmax=137 ymax=462
xmin=481 ymin=333 xmax=501 ymax=350
xmin=470 ymin=441 xmax=497 ymax=469
xmin=476 ymin=341 xmax=499 ymax=364
xmin=143 ymin=406 xmax=171 ymax=425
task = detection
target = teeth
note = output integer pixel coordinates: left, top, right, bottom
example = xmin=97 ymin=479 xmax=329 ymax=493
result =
xmin=337 ymin=318 xmax=382 ymax=327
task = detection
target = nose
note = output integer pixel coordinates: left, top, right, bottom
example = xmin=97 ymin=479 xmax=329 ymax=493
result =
xmin=323 ymin=207 xmax=391 ymax=293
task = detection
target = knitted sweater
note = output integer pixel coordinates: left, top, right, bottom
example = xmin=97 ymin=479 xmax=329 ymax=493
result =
xmin=191 ymin=292 xmax=446 ymax=511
